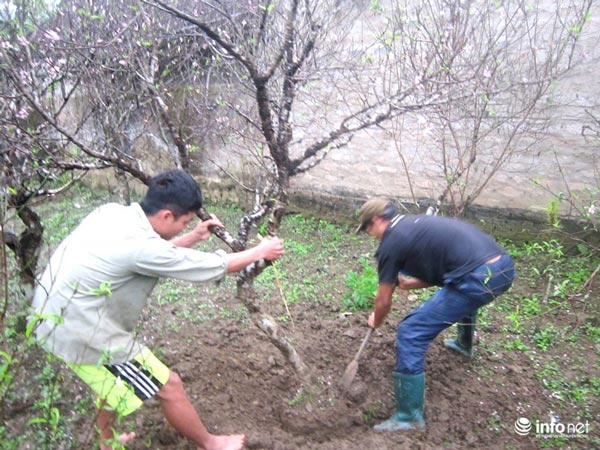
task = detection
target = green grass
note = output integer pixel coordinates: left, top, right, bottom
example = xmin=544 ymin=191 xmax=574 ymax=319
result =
xmin=342 ymin=257 xmax=378 ymax=311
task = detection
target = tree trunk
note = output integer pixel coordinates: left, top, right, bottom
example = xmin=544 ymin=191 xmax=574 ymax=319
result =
xmin=237 ymin=282 xmax=313 ymax=386
xmin=5 ymin=205 xmax=43 ymax=289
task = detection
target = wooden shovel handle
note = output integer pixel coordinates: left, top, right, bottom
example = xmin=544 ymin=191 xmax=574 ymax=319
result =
xmin=354 ymin=327 xmax=373 ymax=361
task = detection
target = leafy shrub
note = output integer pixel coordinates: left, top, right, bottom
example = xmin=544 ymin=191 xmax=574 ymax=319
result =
xmin=343 ymin=257 xmax=378 ymax=311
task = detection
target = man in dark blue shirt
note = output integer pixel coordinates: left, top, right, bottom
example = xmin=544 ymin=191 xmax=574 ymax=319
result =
xmin=356 ymin=198 xmax=515 ymax=432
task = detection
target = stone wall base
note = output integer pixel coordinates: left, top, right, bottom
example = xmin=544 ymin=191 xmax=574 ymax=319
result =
xmin=198 ymin=176 xmax=598 ymax=247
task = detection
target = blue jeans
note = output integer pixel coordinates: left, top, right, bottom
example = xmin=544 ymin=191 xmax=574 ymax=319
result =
xmin=396 ymin=253 xmax=515 ymax=374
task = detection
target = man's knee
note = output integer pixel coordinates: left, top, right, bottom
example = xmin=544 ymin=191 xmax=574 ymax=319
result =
xmin=397 ymin=318 xmax=422 ymax=346
xmin=158 ymin=370 xmax=185 ymax=399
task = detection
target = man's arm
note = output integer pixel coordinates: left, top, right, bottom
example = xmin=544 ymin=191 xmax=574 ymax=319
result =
xmin=171 ymin=217 xmax=223 ymax=248
xmin=397 ymin=274 xmax=430 ymax=290
xmin=223 ymin=237 xmax=284 ymax=273
xmin=171 ymin=216 xmax=284 ymax=272
xmin=368 ymin=282 xmax=395 ymax=329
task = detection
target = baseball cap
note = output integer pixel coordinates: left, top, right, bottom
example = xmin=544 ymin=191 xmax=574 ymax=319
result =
xmin=355 ymin=197 xmax=394 ymax=233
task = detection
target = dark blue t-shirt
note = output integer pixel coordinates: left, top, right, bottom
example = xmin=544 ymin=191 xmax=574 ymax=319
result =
xmin=375 ymin=214 xmax=504 ymax=286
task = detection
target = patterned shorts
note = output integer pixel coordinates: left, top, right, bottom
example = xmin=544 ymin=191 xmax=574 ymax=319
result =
xmin=68 ymin=348 xmax=170 ymax=416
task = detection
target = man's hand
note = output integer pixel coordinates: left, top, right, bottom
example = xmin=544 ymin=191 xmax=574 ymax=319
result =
xmin=171 ymin=214 xmax=224 ymax=248
xmin=191 ymin=214 xmax=224 ymax=242
xmin=256 ymin=236 xmax=285 ymax=261
xmin=224 ymin=236 xmax=284 ymax=273
xmin=368 ymin=312 xmax=377 ymax=328
xmin=369 ymin=283 xmax=394 ymax=329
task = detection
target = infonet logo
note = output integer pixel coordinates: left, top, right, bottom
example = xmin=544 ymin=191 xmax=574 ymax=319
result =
xmin=514 ymin=417 xmax=532 ymax=436
xmin=514 ymin=417 xmax=591 ymax=438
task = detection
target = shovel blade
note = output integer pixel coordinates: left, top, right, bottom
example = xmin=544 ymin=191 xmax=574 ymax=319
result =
xmin=340 ymin=360 xmax=359 ymax=390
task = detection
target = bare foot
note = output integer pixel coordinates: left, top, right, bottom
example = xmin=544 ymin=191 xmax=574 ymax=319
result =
xmin=117 ymin=432 xmax=136 ymax=445
xmin=100 ymin=431 xmax=136 ymax=450
xmin=201 ymin=434 xmax=246 ymax=450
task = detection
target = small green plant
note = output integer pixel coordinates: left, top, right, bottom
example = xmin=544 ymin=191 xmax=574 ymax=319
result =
xmin=287 ymin=388 xmax=306 ymax=407
xmin=590 ymin=377 xmax=600 ymax=396
xmin=589 ymin=437 xmax=600 ymax=449
xmin=0 ymin=350 xmax=15 ymax=405
xmin=521 ymin=295 xmax=542 ymax=316
xmin=539 ymin=437 xmax=569 ymax=448
xmin=486 ymin=413 xmax=507 ymax=435
xmin=584 ymin=323 xmax=600 ymax=341
xmin=0 ymin=426 xmax=20 ymax=450
xmin=362 ymin=405 xmax=377 ymax=423
xmin=546 ymin=198 xmax=561 ymax=228
xmin=285 ymin=239 xmax=313 ymax=256
xmin=543 ymin=239 xmax=565 ymax=258
xmin=532 ymin=326 xmax=558 ymax=351
xmin=505 ymin=306 xmax=522 ymax=332
xmin=342 ymin=257 xmax=378 ymax=311
xmin=551 ymin=279 xmax=571 ymax=299
xmin=219 ymin=307 xmax=234 ymax=319
xmin=362 ymin=400 xmax=384 ymax=423
xmin=26 ymin=359 xmax=71 ymax=449
xmin=522 ymin=239 xmax=564 ymax=258
xmin=86 ymin=281 xmax=113 ymax=297
xmin=567 ymin=384 xmax=590 ymax=404
xmin=503 ymin=337 xmax=529 ymax=352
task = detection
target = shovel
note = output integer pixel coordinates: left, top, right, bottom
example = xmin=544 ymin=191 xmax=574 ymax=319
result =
xmin=340 ymin=327 xmax=373 ymax=391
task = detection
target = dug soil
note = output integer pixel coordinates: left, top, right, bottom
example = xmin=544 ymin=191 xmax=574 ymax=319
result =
xmin=120 ymin=259 xmax=596 ymax=450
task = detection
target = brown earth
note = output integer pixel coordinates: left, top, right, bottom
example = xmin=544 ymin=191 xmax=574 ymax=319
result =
xmin=139 ymin=312 xmax=545 ymax=450
xmin=116 ymin=261 xmax=597 ymax=450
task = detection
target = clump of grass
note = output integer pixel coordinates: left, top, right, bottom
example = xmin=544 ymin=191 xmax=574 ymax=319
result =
xmin=342 ymin=257 xmax=378 ymax=311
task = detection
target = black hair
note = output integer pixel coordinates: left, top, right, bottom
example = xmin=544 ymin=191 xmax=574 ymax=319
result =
xmin=140 ymin=170 xmax=203 ymax=218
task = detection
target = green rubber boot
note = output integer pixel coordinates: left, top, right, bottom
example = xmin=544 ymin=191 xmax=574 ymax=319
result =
xmin=444 ymin=312 xmax=476 ymax=358
xmin=374 ymin=372 xmax=426 ymax=431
